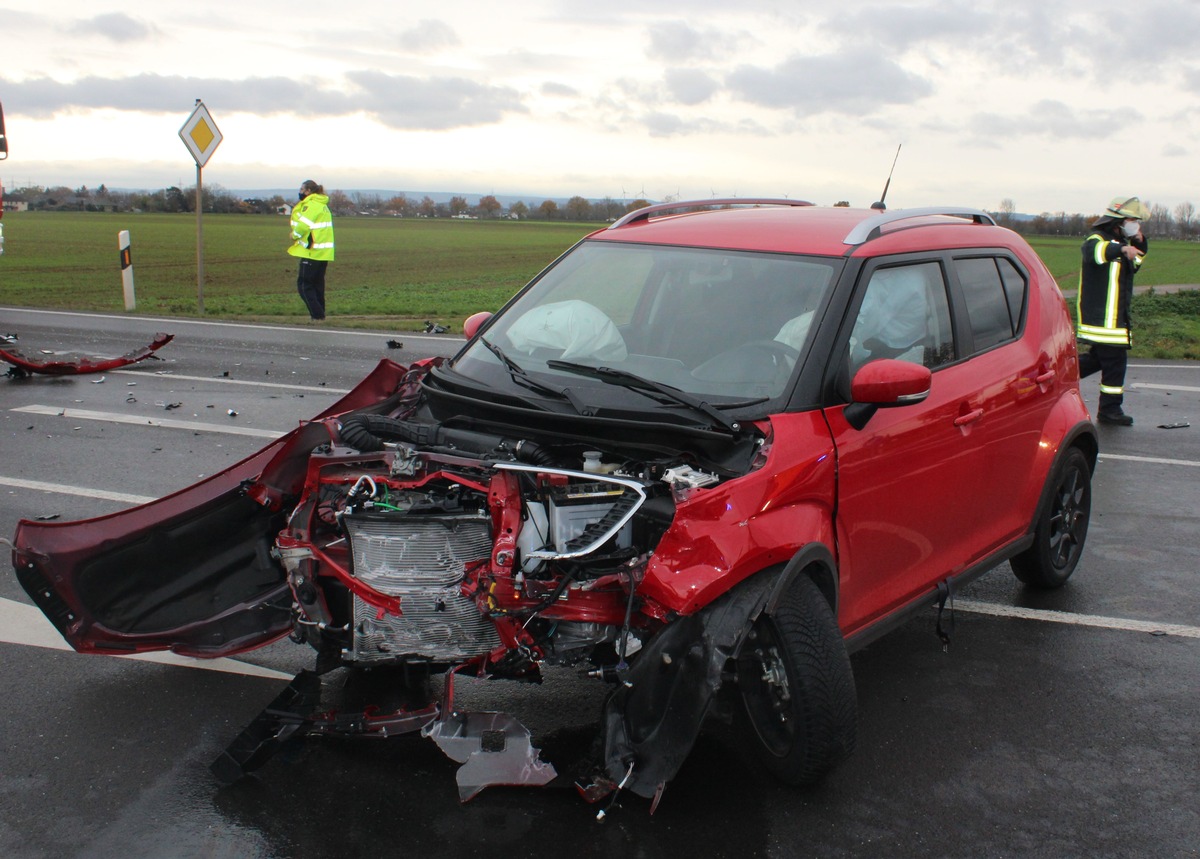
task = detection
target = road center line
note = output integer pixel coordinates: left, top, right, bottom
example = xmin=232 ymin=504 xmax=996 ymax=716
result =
xmin=11 ymin=405 xmax=286 ymax=439
xmin=113 ymin=368 xmax=349 ymax=394
xmin=1127 ymin=382 xmax=1200 ymax=393
xmin=0 ymin=476 xmax=155 ymax=505
xmin=1099 ymin=453 xmax=1200 ymax=468
xmin=954 ymin=599 xmax=1200 ymax=639
xmin=0 ymin=597 xmax=293 ymax=680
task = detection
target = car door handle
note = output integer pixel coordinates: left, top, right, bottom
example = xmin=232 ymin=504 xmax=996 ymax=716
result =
xmin=1035 ymin=370 xmax=1055 ymax=384
xmin=954 ymin=408 xmax=984 ymax=427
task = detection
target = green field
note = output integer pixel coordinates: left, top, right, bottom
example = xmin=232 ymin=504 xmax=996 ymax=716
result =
xmin=0 ymin=212 xmax=594 ymax=327
xmin=1 ymin=211 xmax=1196 ymax=358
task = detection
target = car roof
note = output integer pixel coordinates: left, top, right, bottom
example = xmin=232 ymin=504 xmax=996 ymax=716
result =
xmin=586 ymin=201 xmax=1016 ymax=259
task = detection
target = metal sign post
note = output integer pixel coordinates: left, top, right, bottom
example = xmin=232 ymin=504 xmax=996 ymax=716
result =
xmin=178 ymin=100 xmax=223 ymax=314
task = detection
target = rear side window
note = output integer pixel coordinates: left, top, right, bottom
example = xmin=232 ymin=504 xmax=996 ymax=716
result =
xmin=954 ymin=256 xmax=1026 ymax=352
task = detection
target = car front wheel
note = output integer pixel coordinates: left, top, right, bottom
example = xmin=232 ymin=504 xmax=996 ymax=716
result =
xmin=1010 ymin=446 xmax=1092 ymax=588
xmin=735 ymin=574 xmax=857 ymax=785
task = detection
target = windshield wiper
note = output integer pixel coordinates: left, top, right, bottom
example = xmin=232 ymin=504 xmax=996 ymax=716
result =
xmin=477 ymin=338 xmax=604 ymax=416
xmin=545 ymin=359 xmax=751 ymax=434
xmin=480 ymin=338 xmax=572 ymax=400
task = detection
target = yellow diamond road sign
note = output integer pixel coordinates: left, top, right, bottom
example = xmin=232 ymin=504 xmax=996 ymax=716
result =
xmin=179 ymin=102 xmax=223 ymax=168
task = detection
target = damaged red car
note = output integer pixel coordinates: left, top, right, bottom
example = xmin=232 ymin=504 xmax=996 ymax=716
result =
xmin=11 ymin=201 xmax=1098 ymax=809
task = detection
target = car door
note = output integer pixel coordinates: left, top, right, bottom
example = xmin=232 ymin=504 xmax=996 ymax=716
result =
xmin=823 ymin=260 xmax=1000 ymax=638
xmin=944 ymin=253 xmax=1055 ymax=546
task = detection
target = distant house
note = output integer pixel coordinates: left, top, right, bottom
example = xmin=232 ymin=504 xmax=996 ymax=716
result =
xmin=276 ymin=204 xmax=293 ymax=216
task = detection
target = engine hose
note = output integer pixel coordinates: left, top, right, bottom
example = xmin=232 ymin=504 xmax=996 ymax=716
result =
xmin=338 ymin=413 xmax=557 ymax=466
xmin=337 ymin=413 xmax=434 ymax=452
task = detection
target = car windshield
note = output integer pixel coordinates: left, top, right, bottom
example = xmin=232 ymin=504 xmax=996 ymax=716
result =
xmin=452 ymin=240 xmax=841 ymax=404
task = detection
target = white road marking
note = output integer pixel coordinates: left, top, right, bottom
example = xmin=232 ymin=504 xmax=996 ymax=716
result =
xmin=1127 ymin=382 xmax=1200 ymax=393
xmin=954 ymin=599 xmax=1200 ymax=639
xmin=0 ymin=597 xmax=293 ymax=680
xmin=1100 ymin=453 xmax=1200 ymax=468
xmin=0 ymin=476 xmax=155 ymax=505
xmin=11 ymin=405 xmax=285 ymax=439
xmin=0 ymin=305 xmax=453 ymax=345
xmin=113 ymin=368 xmax=349 ymax=395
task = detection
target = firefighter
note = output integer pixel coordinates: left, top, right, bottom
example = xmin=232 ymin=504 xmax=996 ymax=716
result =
xmin=1077 ymin=195 xmax=1149 ymax=426
xmin=289 ymin=179 xmax=336 ymax=321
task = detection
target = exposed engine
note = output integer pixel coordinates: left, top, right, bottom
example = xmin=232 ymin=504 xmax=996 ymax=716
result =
xmin=272 ymin=412 xmax=705 ymax=682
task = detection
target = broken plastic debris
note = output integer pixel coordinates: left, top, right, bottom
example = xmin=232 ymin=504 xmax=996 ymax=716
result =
xmin=164 ymin=402 xmax=182 ymax=411
xmin=227 ymin=409 xmax=239 ymax=417
xmin=91 ymin=376 xmax=106 ymax=384
xmin=1157 ymin=421 xmax=1190 ymax=429
xmin=126 ymin=395 xmax=137 ymax=403
xmin=386 ymin=339 xmax=404 ymax=349
xmin=35 ymin=513 xmax=61 ymax=521
xmin=423 ymin=711 xmax=557 ymax=801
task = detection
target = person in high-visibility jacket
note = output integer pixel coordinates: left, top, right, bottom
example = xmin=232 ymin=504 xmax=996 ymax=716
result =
xmin=289 ymin=179 xmax=336 ymax=321
xmin=1077 ymin=195 xmax=1149 ymax=426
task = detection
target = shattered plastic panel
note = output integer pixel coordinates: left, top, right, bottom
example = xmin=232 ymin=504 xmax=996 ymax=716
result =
xmin=424 ymin=710 xmax=558 ymax=801
xmin=0 ymin=332 xmax=174 ymax=376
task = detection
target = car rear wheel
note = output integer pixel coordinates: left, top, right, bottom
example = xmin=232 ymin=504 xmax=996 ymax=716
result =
xmin=1011 ymin=446 xmax=1091 ymax=589
xmin=735 ymin=574 xmax=857 ymax=785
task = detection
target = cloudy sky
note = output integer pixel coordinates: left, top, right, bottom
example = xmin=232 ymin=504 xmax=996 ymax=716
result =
xmin=2 ymin=0 xmax=1199 ymax=214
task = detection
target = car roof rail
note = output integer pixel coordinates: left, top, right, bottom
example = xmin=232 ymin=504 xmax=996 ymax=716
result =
xmin=608 ymin=198 xmax=814 ymax=230
xmin=843 ymin=206 xmax=997 ymax=246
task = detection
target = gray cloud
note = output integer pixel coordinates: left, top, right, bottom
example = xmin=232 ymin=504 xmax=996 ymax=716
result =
xmin=345 ymin=71 xmax=526 ymax=129
xmin=65 ymin=13 xmax=159 ymax=43
xmin=969 ymin=99 xmax=1143 ymax=140
xmin=541 ymin=82 xmax=579 ymax=97
xmin=645 ymin=20 xmax=747 ymax=63
xmin=0 ymin=72 xmax=525 ymax=131
xmin=664 ymin=69 xmax=718 ymax=106
xmin=397 ymin=19 xmax=460 ymax=53
xmin=727 ymin=50 xmax=932 ymax=115
xmin=640 ymin=111 xmax=727 ymax=137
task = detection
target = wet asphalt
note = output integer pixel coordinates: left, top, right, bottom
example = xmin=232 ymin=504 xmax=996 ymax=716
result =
xmin=0 ymin=307 xmax=1197 ymax=859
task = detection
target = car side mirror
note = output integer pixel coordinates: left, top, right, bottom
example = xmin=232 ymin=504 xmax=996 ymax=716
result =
xmin=845 ymin=359 xmax=932 ymax=430
xmin=462 ymin=311 xmax=492 ymax=340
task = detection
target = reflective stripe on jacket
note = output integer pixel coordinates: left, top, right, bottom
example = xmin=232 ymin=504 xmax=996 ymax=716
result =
xmin=1076 ymin=229 xmax=1145 ymax=347
xmin=288 ymin=194 xmax=335 ymax=262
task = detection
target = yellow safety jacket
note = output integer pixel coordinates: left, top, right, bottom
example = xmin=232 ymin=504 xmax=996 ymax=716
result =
xmin=288 ymin=194 xmax=335 ymax=262
xmin=1076 ymin=227 xmax=1146 ymax=347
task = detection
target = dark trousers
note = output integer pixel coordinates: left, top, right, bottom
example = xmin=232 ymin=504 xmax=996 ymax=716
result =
xmin=1079 ymin=342 xmax=1128 ymax=415
xmin=297 ymin=259 xmax=327 ymax=320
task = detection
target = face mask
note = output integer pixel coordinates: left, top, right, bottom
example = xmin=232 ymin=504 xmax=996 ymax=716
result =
xmin=298 ymin=191 xmax=307 ymax=201
xmin=1121 ymin=220 xmax=1141 ymax=238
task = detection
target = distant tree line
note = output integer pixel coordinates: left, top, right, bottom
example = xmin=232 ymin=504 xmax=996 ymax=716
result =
xmin=2 ymin=183 xmax=652 ymax=222
xmin=991 ymin=197 xmax=1200 ymax=240
xmin=7 ymin=184 xmax=1199 ymax=236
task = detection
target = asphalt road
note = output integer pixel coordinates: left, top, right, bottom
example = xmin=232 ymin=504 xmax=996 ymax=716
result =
xmin=1 ymin=308 xmax=1197 ymax=859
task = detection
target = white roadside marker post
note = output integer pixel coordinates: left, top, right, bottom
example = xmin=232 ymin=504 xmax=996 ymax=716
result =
xmin=119 ymin=230 xmax=135 ymax=310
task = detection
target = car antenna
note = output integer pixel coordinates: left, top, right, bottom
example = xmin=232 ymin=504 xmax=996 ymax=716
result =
xmin=870 ymin=143 xmax=901 ymax=212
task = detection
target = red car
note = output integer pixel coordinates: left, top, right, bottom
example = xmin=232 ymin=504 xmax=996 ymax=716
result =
xmin=12 ymin=201 xmax=1097 ymax=808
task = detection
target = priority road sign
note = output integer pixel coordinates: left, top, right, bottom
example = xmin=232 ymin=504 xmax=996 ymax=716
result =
xmin=179 ymin=101 xmax=223 ymax=167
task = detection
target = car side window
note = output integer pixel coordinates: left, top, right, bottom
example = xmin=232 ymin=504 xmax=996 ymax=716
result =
xmin=954 ymin=256 xmax=1025 ymax=352
xmin=849 ymin=262 xmax=954 ymax=374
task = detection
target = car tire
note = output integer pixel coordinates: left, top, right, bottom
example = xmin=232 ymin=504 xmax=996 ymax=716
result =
xmin=735 ymin=574 xmax=857 ymax=785
xmin=1010 ymin=446 xmax=1092 ymax=589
